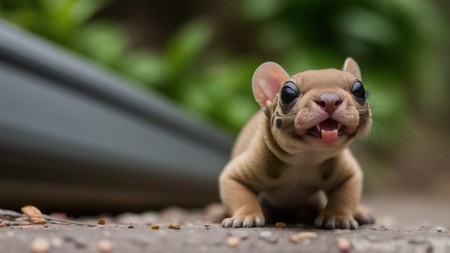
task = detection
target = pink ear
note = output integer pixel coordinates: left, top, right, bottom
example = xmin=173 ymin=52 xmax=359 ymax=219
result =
xmin=252 ymin=62 xmax=289 ymax=108
xmin=343 ymin=57 xmax=362 ymax=80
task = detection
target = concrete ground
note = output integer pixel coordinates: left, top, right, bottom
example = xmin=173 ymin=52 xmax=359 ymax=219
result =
xmin=1 ymin=194 xmax=449 ymax=253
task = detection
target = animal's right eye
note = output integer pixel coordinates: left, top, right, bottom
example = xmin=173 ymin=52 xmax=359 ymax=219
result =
xmin=280 ymin=81 xmax=299 ymax=105
xmin=351 ymin=80 xmax=366 ymax=100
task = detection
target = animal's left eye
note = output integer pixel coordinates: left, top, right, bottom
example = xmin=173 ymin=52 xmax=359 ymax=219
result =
xmin=350 ymin=80 xmax=366 ymax=100
xmin=280 ymin=81 xmax=299 ymax=105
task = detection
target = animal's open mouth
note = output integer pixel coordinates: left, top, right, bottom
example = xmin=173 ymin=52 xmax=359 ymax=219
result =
xmin=305 ymin=118 xmax=347 ymax=142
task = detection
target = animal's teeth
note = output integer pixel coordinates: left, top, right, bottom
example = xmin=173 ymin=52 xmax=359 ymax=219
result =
xmin=315 ymin=124 xmax=321 ymax=132
xmin=337 ymin=123 xmax=342 ymax=130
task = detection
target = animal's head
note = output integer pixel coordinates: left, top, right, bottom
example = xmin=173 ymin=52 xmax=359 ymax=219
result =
xmin=252 ymin=58 xmax=371 ymax=151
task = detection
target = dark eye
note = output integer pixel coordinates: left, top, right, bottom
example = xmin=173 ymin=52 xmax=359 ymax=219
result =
xmin=351 ymin=80 xmax=366 ymax=100
xmin=280 ymin=81 xmax=299 ymax=105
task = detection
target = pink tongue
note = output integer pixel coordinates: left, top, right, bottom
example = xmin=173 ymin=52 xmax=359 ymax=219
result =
xmin=319 ymin=119 xmax=339 ymax=142
xmin=321 ymin=129 xmax=338 ymax=142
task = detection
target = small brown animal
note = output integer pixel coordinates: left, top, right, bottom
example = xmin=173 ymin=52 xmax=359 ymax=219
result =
xmin=219 ymin=58 xmax=374 ymax=229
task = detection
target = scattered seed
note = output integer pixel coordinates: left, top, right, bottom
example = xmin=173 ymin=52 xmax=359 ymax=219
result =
xmin=98 ymin=239 xmax=113 ymax=253
xmin=98 ymin=219 xmax=106 ymax=225
xmin=294 ymin=232 xmax=318 ymax=239
xmin=21 ymin=205 xmax=46 ymax=224
xmin=169 ymin=224 xmax=181 ymax=230
xmin=21 ymin=205 xmax=42 ymax=218
xmin=289 ymin=234 xmax=303 ymax=244
xmin=226 ymin=236 xmax=241 ymax=247
xmin=31 ymin=237 xmax=51 ymax=253
xmin=275 ymin=222 xmax=287 ymax=228
xmin=151 ymin=225 xmax=160 ymax=230
xmin=290 ymin=232 xmax=318 ymax=244
xmin=337 ymin=237 xmax=351 ymax=253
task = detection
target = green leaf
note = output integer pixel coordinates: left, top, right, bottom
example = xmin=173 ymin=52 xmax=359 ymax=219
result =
xmin=121 ymin=52 xmax=171 ymax=87
xmin=165 ymin=18 xmax=213 ymax=72
xmin=337 ymin=8 xmax=399 ymax=48
xmin=77 ymin=22 xmax=128 ymax=66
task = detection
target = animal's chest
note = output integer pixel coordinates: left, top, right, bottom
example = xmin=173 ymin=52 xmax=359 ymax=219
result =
xmin=260 ymin=164 xmax=323 ymax=208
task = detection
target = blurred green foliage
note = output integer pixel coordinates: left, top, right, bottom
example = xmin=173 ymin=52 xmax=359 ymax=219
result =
xmin=0 ymin=0 xmax=448 ymax=145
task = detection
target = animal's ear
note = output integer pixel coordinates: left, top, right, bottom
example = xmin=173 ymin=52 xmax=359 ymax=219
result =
xmin=343 ymin=57 xmax=362 ymax=80
xmin=252 ymin=62 xmax=289 ymax=108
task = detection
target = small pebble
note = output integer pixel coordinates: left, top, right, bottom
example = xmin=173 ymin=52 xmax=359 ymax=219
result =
xmin=50 ymin=237 xmax=63 ymax=248
xmin=151 ymin=225 xmax=160 ymax=230
xmin=115 ymin=213 xmax=141 ymax=225
xmin=97 ymin=239 xmax=113 ymax=253
xmin=275 ymin=222 xmax=287 ymax=228
xmin=31 ymin=237 xmax=51 ymax=253
xmin=103 ymin=231 xmax=111 ymax=238
xmin=337 ymin=237 xmax=352 ymax=253
xmin=420 ymin=222 xmax=431 ymax=229
xmin=16 ymin=216 xmax=29 ymax=222
xmin=128 ymin=224 xmax=135 ymax=229
xmin=226 ymin=236 xmax=241 ymax=247
xmin=433 ymin=226 xmax=448 ymax=233
xmin=259 ymin=231 xmax=272 ymax=238
xmin=98 ymin=219 xmax=106 ymax=225
xmin=259 ymin=231 xmax=278 ymax=244
xmin=49 ymin=212 xmax=68 ymax=220
xmin=229 ymin=230 xmax=249 ymax=240
xmin=296 ymin=223 xmax=307 ymax=229
xmin=141 ymin=211 xmax=159 ymax=224
xmin=169 ymin=224 xmax=181 ymax=230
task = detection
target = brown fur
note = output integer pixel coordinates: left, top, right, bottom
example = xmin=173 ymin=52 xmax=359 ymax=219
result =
xmin=219 ymin=58 xmax=373 ymax=229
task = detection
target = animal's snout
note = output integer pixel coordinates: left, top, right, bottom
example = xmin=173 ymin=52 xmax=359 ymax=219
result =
xmin=315 ymin=92 xmax=342 ymax=115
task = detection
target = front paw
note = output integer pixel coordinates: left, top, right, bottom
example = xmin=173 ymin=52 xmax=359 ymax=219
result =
xmin=354 ymin=205 xmax=375 ymax=225
xmin=222 ymin=214 xmax=265 ymax=228
xmin=314 ymin=211 xmax=358 ymax=230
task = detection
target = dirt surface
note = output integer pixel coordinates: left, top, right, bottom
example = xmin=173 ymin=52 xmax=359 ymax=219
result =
xmin=1 ymin=195 xmax=450 ymax=253
xmin=2 ymin=223 xmax=450 ymax=253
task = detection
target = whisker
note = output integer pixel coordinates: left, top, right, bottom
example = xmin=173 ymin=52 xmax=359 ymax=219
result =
xmin=369 ymin=122 xmax=384 ymax=144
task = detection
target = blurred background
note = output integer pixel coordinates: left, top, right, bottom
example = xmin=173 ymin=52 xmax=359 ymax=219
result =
xmin=0 ymin=0 xmax=449 ymax=214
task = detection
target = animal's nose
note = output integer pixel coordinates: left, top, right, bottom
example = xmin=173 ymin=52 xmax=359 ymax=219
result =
xmin=315 ymin=92 xmax=342 ymax=114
